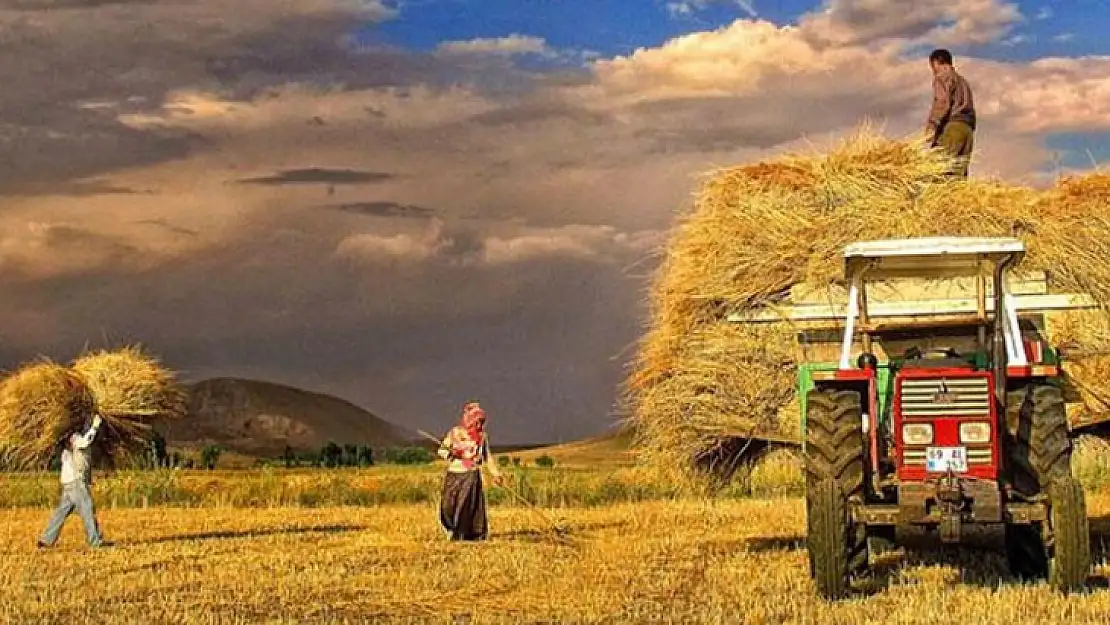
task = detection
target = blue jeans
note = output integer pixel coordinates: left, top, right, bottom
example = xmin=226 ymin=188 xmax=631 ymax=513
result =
xmin=40 ymin=481 xmax=104 ymax=547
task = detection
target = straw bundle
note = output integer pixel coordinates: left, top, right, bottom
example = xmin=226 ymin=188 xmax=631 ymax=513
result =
xmin=626 ymin=126 xmax=1110 ymax=485
xmin=70 ymin=346 xmax=188 ymax=462
xmin=0 ymin=361 xmax=97 ymax=470
xmin=71 ymin=346 xmax=187 ymax=422
xmin=0 ymin=346 xmax=187 ymax=470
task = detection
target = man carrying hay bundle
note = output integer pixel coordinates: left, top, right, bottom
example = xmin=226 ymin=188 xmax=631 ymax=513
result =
xmin=925 ymin=48 xmax=976 ymax=178
xmin=37 ymin=414 xmax=110 ymax=549
xmin=436 ymin=401 xmax=503 ymax=541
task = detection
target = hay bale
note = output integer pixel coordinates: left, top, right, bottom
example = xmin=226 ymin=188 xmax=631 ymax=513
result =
xmin=0 ymin=361 xmax=97 ymax=470
xmin=626 ymin=126 xmax=1110 ymax=485
xmin=71 ymin=345 xmax=187 ymax=422
xmin=1047 ymin=305 xmax=1110 ymax=428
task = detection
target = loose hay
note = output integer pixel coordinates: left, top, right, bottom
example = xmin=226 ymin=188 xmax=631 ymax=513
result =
xmin=627 ymin=126 xmax=1110 ymax=486
xmin=0 ymin=361 xmax=97 ymax=470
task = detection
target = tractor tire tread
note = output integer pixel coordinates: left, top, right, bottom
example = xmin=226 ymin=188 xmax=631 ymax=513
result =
xmin=804 ymin=389 xmax=868 ymax=591
xmin=1047 ymin=476 xmax=1091 ymax=593
xmin=1008 ymin=384 xmax=1072 ymax=497
xmin=807 ymin=477 xmax=850 ymax=599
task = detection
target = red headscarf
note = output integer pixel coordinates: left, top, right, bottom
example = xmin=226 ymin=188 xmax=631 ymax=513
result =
xmin=461 ymin=402 xmax=486 ymax=445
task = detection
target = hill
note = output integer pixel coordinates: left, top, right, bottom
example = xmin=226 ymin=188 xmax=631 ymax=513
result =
xmin=514 ymin=425 xmax=637 ymax=467
xmin=155 ymin=378 xmax=416 ymax=457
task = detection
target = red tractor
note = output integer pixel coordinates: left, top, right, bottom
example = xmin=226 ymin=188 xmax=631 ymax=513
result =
xmin=796 ymin=237 xmax=1092 ymax=598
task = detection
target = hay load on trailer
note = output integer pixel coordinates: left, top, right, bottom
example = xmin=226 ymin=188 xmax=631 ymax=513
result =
xmin=625 ymin=126 xmax=1110 ymax=488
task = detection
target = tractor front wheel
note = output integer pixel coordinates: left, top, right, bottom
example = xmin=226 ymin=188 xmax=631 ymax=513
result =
xmin=804 ymin=389 xmax=867 ymax=599
xmin=807 ymin=477 xmax=852 ymax=599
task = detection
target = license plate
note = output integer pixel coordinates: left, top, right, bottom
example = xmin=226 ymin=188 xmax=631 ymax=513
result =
xmin=926 ymin=446 xmax=968 ymax=473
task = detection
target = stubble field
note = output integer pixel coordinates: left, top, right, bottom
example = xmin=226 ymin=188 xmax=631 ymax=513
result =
xmin=3 ymin=464 xmax=1110 ymax=624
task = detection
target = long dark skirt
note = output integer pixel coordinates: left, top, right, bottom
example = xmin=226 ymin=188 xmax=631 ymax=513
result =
xmin=439 ymin=470 xmax=488 ymax=541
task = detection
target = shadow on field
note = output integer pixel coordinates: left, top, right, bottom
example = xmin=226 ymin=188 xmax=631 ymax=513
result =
xmin=745 ymin=535 xmax=806 ymax=552
xmin=1086 ymin=514 xmax=1110 ymax=589
xmin=745 ymin=516 xmax=1110 ymax=594
xmin=494 ymin=521 xmax=628 ymax=547
xmin=134 ymin=523 xmax=366 ymax=545
xmin=869 ymin=526 xmax=1014 ymax=592
xmin=1088 ymin=514 xmax=1110 ymax=564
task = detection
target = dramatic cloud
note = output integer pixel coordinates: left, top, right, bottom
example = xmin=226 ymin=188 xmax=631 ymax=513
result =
xmin=2 ymin=0 xmax=1109 ymax=442
xmin=967 ymin=56 xmax=1110 ymax=135
xmin=336 ymin=218 xmax=450 ymax=263
xmin=436 ymin=35 xmax=553 ymax=57
xmin=667 ymin=1 xmax=758 ymax=18
xmin=799 ymin=0 xmax=1022 ymax=46
xmin=325 ymin=201 xmax=438 ymax=218
xmin=0 ymin=0 xmax=408 ymax=191
xmin=480 ymin=225 xmax=662 ymax=266
xmin=238 ymin=169 xmax=394 ymax=186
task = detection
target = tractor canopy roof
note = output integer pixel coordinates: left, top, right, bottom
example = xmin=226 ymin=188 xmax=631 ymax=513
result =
xmin=843 ymin=236 xmax=1026 ymax=281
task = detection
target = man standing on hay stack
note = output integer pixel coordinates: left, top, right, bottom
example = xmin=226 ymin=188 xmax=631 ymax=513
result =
xmin=37 ymin=414 xmax=110 ymax=549
xmin=925 ymin=48 xmax=976 ymax=178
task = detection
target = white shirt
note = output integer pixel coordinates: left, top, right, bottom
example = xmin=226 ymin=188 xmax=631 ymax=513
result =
xmin=60 ymin=415 xmax=102 ymax=485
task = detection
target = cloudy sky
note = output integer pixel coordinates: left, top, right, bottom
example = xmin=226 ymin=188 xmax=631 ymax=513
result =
xmin=1 ymin=0 xmax=1108 ymax=443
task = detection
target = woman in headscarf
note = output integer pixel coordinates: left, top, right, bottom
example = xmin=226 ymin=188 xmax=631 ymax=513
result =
xmin=437 ymin=401 xmax=502 ymax=541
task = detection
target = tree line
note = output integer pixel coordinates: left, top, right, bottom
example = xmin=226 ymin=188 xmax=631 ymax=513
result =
xmin=121 ymin=433 xmax=441 ymax=470
xmin=7 ymin=432 xmax=556 ymax=472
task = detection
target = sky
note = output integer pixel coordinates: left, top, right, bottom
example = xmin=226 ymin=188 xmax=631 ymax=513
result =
xmin=0 ymin=0 xmax=1108 ymax=443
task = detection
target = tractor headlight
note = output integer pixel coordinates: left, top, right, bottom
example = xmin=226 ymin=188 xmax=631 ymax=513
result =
xmin=959 ymin=422 xmax=991 ymax=444
xmin=902 ymin=423 xmax=934 ymax=445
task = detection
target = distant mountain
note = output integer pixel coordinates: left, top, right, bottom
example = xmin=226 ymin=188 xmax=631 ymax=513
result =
xmin=155 ymin=378 xmax=417 ymax=456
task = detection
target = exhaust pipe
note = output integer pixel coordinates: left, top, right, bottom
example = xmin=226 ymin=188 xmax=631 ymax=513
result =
xmin=993 ymin=253 xmax=1017 ymax=410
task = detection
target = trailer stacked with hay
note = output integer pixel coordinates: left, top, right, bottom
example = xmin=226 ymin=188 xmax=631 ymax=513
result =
xmin=0 ymin=346 xmax=187 ymax=471
xmin=626 ymin=128 xmax=1110 ymax=598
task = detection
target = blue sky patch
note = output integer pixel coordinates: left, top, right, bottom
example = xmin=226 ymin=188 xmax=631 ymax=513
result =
xmin=1044 ymin=130 xmax=1110 ymax=171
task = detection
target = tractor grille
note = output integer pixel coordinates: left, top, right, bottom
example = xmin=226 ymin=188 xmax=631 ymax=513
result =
xmin=900 ymin=376 xmax=993 ymax=468
xmin=899 ymin=376 xmax=991 ymax=418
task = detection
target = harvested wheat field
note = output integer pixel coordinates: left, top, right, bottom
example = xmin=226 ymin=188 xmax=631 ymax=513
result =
xmin=2 ymin=494 xmax=1110 ymax=624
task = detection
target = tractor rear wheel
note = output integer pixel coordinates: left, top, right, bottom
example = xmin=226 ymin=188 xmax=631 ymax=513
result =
xmin=1007 ymin=384 xmax=1072 ymax=498
xmin=1004 ymin=476 xmax=1090 ymax=592
xmin=804 ymin=389 xmax=867 ymax=598
xmin=1047 ymin=476 xmax=1091 ymax=593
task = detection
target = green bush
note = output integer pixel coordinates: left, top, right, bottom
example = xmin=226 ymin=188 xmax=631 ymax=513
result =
xmin=534 ymin=455 xmax=555 ymax=468
xmin=381 ymin=447 xmax=434 ymax=465
xmin=199 ymin=445 xmax=222 ymax=470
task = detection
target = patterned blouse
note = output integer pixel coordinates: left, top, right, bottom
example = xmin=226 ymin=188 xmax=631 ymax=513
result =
xmin=438 ymin=426 xmax=491 ymax=473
